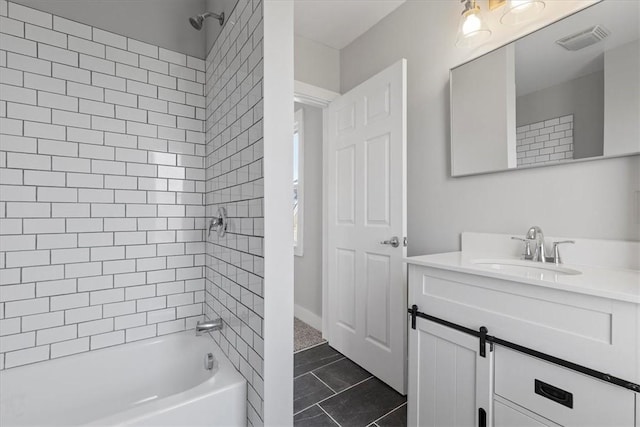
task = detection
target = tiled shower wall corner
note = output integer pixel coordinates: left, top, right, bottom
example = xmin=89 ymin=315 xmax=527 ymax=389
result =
xmin=0 ymin=1 xmax=207 ymax=369
xmin=204 ymin=0 xmax=264 ymax=425
xmin=516 ymin=114 xmax=574 ymax=166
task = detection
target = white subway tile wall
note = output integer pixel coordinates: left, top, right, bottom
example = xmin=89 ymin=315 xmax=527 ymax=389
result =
xmin=516 ymin=114 xmax=574 ymax=167
xmin=204 ymin=0 xmax=264 ymax=425
xmin=0 ymin=2 xmax=207 ymax=368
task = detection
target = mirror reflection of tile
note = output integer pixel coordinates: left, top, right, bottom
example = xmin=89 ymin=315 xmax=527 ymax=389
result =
xmin=516 ymin=114 xmax=573 ymax=167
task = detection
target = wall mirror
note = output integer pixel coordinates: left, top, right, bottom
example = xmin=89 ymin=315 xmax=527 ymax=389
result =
xmin=450 ymin=1 xmax=639 ymax=177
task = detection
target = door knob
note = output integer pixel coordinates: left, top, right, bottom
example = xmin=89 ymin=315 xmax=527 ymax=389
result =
xmin=380 ymin=236 xmax=400 ymax=248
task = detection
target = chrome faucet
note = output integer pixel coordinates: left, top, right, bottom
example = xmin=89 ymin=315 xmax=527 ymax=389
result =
xmin=511 ymin=236 xmax=533 ymax=260
xmin=512 ymin=226 xmax=575 ymax=264
xmin=550 ymin=240 xmax=575 ymax=265
xmin=526 ymin=226 xmax=548 ymax=263
xmin=196 ymin=318 xmax=223 ymax=336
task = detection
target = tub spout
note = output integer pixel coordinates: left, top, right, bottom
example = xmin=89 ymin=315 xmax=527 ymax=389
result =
xmin=196 ymin=318 xmax=223 ymax=336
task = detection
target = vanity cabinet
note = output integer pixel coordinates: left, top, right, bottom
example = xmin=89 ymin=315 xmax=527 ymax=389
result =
xmin=406 ymin=261 xmax=640 ymax=427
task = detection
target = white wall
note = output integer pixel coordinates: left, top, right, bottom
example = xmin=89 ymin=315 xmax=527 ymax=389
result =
xmin=293 ymin=102 xmax=322 ymax=324
xmin=294 ymin=34 xmax=340 ymax=93
xmin=263 ymin=0 xmax=294 ymax=425
xmin=340 ymin=0 xmax=639 ymax=256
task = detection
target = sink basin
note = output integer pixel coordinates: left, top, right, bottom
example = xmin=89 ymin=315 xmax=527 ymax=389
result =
xmin=471 ymin=259 xmax=582 ymax=276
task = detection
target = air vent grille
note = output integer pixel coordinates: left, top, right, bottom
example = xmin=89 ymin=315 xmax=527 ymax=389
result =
xmin=556 ymin=25 xmax=611 ymax=51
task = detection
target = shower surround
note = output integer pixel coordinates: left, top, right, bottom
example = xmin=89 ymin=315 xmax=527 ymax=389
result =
xmin=0 ymin=0 xmax=207 ymax=368
xmin=203 ymin=0 xmax=265 ymax=425
xmin=0 ymin=0 xmax=266 ymax=424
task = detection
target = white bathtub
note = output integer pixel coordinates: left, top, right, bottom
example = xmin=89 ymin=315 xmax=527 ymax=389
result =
xmin=0 ymin=332 xmax=246 ymax=426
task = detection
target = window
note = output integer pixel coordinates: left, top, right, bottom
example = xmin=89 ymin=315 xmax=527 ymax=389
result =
xmin=293 ymin=109 xmax=304 ymax=256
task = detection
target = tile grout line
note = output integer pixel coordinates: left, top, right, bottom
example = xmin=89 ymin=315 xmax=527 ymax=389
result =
xmin=310 ymin=371 xmax=337 ymax=394
xmin=293 ymin=397 xmax=331 ymax=417
xmin=371 ymin=401 xmax=407 ymax=425
xmin=293 ymin=375 xmax=374 ymax=417
xmin=318 ymin=404 xmax=342 ymax=427
xmin=294 ymin=360 xmax=407 ymax=425
xmin=293 ymin=356 xmax=346 ymax=380
xmin=311 ymin=355 xmax=348 ymax=371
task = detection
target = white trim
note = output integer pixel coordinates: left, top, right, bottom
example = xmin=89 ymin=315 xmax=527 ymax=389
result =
xmin=294 ymin=304 xmax=323 ymax=331
xmin=263 ymin=1 xmax=294 ymax=425
xmin=294 ymin=80 xmax=340 ymax=108
xmin=292 ymin=81 xmax=338 ymax=342
xmin=322 ymin=107 xmax=330 ymax=342
xmin=293 ymin=108 xmax=304 ymax=257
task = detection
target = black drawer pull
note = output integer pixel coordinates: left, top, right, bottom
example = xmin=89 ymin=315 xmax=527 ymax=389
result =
xmin=535 ymin=379 xmax=573 ymax=408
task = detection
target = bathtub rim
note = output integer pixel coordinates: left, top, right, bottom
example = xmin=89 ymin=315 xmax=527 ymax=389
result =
xmin=1 ymin=330 xmax=247 ymax=427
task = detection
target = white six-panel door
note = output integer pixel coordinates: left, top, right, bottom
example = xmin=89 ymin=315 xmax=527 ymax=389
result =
xmin=326 ymin=59 xmax=407 ymax=393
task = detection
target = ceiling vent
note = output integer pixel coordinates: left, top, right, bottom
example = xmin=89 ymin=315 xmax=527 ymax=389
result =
xmin=556 ymin=25 xmax=611 ymax=51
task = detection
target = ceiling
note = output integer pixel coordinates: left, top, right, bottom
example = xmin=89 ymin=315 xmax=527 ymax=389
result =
xmin=10 ymin=0 xmax=405 ymax=56
xmin=294 ymin=0 xmax=406 ymax=50
xmin=10 ymin=0 xmax=234 ymax=58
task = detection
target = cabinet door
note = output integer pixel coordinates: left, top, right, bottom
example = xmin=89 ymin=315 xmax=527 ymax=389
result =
xmin=408 ymin=317 xmax=493 ymax=427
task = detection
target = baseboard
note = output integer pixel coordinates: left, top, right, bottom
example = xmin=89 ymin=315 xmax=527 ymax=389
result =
xmin=294 ymin=304 xmax=322 ymax=331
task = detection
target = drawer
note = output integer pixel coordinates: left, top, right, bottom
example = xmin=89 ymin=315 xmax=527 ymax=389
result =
xmin=494 ymin=397 xmax=560 ymax=427
xmin=494 ymin=346 xmax=636 ymax=427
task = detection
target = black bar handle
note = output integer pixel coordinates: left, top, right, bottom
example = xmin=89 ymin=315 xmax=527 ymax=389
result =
xmin=410 ymin=305 xmax=418 ymax=330
xmin=534 ymin=379 xmax=573 ymax=409
xmin=478 ymin=408 xmax=487 ymax=427
xmin=479 ymin=326 xmax=487 ymax=358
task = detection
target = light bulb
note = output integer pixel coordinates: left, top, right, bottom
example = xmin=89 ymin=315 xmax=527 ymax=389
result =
xmin=462 ymin=13 xmax=482 ymax=36
xmin=509 ymin=0 xmax=532 ymax=12
xmin=456 ymin=0 xmax=492 ymax=47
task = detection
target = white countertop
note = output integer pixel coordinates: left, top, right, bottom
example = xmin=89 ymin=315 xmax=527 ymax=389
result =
xmin=405 ymin=251 xmax=640 ymax=304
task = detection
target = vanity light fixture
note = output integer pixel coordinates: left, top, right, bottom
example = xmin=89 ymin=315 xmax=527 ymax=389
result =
xmin=455 ymin=0 xmax=492 ymax=48
xmin=499 ymin=0 xmax=545 ymax=25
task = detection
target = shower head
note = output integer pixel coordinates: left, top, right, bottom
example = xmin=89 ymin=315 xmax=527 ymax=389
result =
xmin=189 ymin=15 xmax=204 ymax=30
xmin=189 ymin=11 xmax=224 ymax=30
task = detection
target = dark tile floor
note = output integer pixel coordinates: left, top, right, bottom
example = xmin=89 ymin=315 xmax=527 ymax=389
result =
xmin=294 ymin=343 xmax=407 ymax=427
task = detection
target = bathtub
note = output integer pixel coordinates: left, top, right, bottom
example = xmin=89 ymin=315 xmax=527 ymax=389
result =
xmin=0 ymin=331 xmax=246 ymax=426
